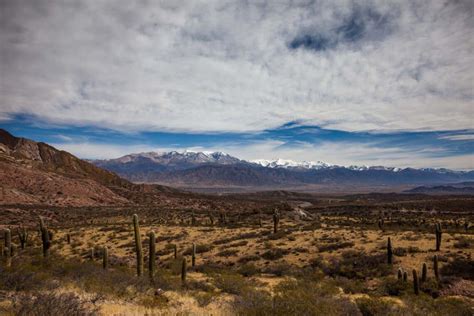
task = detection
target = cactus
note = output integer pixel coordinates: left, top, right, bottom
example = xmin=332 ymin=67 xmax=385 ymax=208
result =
xmin=208 ymin=212 xmax=214 ymax=226
xmin=403 ymin=271 xmax=408 ymax=282
xmin=102 ymin=247 xmax=108 ymax=270
xmin=133 ymin=214 xmax=144 ymax=276
xmin=90 ymin=247 xmax=95 ymax=260
xmin=433 ymin=255 xmax=439 ymax=281
xmin=4 ymin=229 xmax=11 ymax=267
xmin=435 ymin=223 xmax=442 ymax=251
xmin=181 ymin=257 xmax=187 ymax=284
xmin=273 ymin=210 xmax=280 ymax=234
xmin=421 ymin=263 xmax=427 ymax=282
xmin=148 ymin=231 xmax=156 ymax=279
xmin=464 ymin=222 xmax=469 ymax=232
xmin=40 ymin=219 xmax=50 ymax=257
xmin=17 ymin=227 xmax=28 ymax=249
xmin=397 ymin=268 xmax=403 ymax=280
xmin=387 ymin=237 xmax=393 ymax=264
xmin=174 ymin=244 xmax=177 ymax=259
xmin=412 ymin=269 xmax=419 ymax=295
xmin=258 ymin=211 xmax=263 ymax=228
xmin=191 ymin=211 xmax=196 ymax=226
xmin=66 ymin=233 xmax=71 ymax=244
xmin=192 ymin=243 xmax=196 ymax=267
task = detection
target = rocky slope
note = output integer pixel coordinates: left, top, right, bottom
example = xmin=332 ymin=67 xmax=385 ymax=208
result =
xmin=0 ymin=129 xmax=178 ymax=206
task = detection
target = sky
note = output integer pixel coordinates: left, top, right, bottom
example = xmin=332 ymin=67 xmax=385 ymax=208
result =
xmin=1 ymin=0 xmax=473 ymax=169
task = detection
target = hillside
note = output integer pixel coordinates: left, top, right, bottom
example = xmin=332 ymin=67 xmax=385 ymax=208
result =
xmin=0 ymin=129 xmax=179 ymax=206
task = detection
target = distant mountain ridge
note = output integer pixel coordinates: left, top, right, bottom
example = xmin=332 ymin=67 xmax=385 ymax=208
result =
xmin=92 ymin=151 xmax=474 ymax=188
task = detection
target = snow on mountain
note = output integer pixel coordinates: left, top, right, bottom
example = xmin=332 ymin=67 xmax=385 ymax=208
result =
xmin=251 ymin=158 xmax=332 ymax=169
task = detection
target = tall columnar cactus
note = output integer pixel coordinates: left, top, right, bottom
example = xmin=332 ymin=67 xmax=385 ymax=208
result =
xmin=148 ymin=231 xmax=156 ymax=280
xmin=102 ymin=247 xmax=108 ymax=270
xmin=192 ymin=243 xmax=196 ymax=267
xmin=174 ymin=244 xmax=177 ymax=259
xmin=387 ymin=237 xmax=393 ymax=264
xmin=435 ymin=223 xmax=442 ymax=251
xmin=433 ymin=255 xmax=439 ymax=281
xmin=18 ymin=227 xmax=28 ymax=249
xmin=412 ymin=269 xmax=419 ymax=295
xmin=133 ymin=214 xmax=144 ymax=276
xmin=181 ymin=257 xmax=187 ymax=284
xmin=39 ymin=218 xmax=50 ymax=257
xmin=273 ymin=210 xmax=280 ymax=234
xmin=4 ymin=229 xmax=11 ymax=267
xmin=421 ymin=263 xmax=427 ymax=282
xmin=403 ymin=271 xmax=408 ymax=282
xmin=397 ymin=268 xmax=403 ymax=280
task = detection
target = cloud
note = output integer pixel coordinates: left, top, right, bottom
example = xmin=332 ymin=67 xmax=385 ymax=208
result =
xmin=439 ymin=134 xmax=474 ymax=141
xmin=0 ymin=0 xmax=473 ymax=134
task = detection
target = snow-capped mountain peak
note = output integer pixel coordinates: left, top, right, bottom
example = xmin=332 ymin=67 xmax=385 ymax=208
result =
xmin=251 ymin=158 xmax=332 ymax=170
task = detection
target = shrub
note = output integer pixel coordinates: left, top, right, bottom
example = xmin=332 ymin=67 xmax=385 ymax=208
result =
xmin=453 ymin=237 xmax=472 ymax=249
xmin=440 ymin=258 xmax=474 ymax=280
xmin=238 ymin=263 xmax=259 ymax=277
xmin=213 ymin=273 xmax=252 ymax=295
xmin=11 ymin=292 xmax=98 ymax=316
xmin=183 ymin=244 xmax=213 ymax=255
xmin=261 ymin=248 xmax=289 ymax=260
xmin=356 ymin=297 xmax=401 ymax=316
xmin=216 ymin=249 xmax=239 ymax=257
xmin=314 ymin=250 xmax=393 ymax=279
xmin=318 ymin=241 xmax=355 ymax=252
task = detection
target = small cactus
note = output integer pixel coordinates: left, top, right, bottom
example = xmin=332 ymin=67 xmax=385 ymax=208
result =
xmin=39 ymin=218 xmax=50 ymax=258
xmin=192 ymin=243 xmax=196 ymax=267
xmin=17 ymin=227 xmax=28 ymax=249
xmin=4 ymin=229 xmax=11 ymax=267
xmin=102 ymin=247 xmax=108 ymax=270
xmin=412 ymin=269 xmax=419 ymax=295
xmin=208 ymin=212 xmax=214 ymax=226
xmin=421 ymin=263 xmax=427 ymax=282
xmin=133 ymin=214 xmax=144 ymax=276
xmin=181 ymin=257 xmax=187 ymax=284
xmin=191 ymin=211 xmax=196 ymax=226
xmin=273 ymin=210 xmax=280 ymax=234
xmin=433 ymin=255 xmax=439 ymax=281
xmin=397 ymin=268 xmax=403 ymax=280
xmin=435 ymin=223 xmax=442 ymax=251
xmin=387 ymin=237 xmax=393 ymax=264
xmin=148 ymin=231 xmax=156 ymax=280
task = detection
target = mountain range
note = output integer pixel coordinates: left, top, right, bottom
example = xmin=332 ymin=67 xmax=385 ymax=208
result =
xmin=92 ymin=151 xmax=474 ymax=189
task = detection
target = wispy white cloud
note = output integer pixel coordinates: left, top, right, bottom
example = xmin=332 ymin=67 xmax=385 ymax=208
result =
xmin=1 ymin=0 xmax=473 ymax=133
xmin=439 ymin=134 xmax=474 ymax=141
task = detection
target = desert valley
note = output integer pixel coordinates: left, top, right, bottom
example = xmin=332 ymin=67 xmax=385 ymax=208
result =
xmin=0 ymin=129 xmax=472 ymax=315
